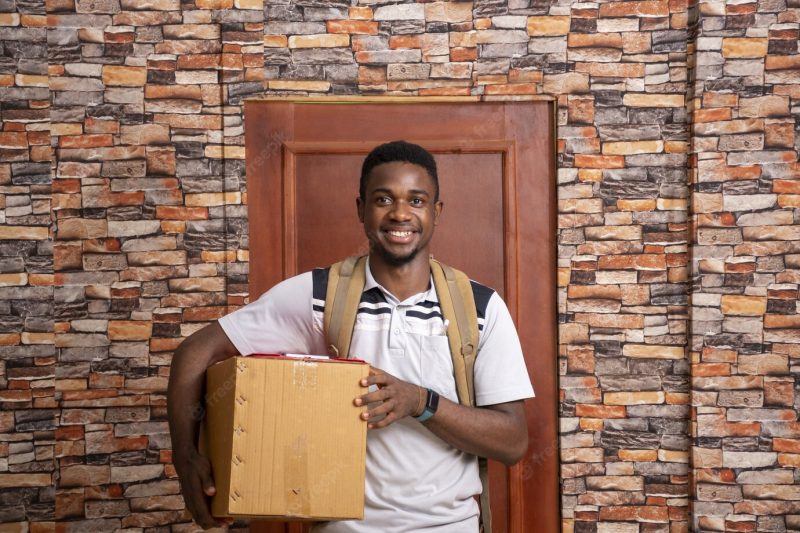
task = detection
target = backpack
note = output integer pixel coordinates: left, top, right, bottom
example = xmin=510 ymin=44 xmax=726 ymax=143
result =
xmin=322 ymin=255 xmax=493 ymax=532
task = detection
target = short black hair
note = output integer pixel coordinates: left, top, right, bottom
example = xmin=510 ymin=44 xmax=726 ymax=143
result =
xmin=360 ymin=140 xmax=439 ymax=201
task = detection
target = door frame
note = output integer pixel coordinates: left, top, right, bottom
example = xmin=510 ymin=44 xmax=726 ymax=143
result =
xmin=242 ymin=96 xmax=560 ymax=532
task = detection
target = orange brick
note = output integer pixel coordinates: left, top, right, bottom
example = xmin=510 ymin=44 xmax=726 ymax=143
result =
xmin=773 ymin=438 xmax=800 ymax=453
xmin=389 ymin=35 xmax=420 ymax=49
xmin=618 ymin=199 xmax=657 ymax=211
xmin=474 ymin=18 xmax=491 ymax=30
xmin=102 ymin=65 xmax=147 ymax=86
xmin=150 ymin=337 xmax=183 ymax=352
xmin=598 ymin=254 xmax=666 ymax=270
xmin=722 ymin=38 xmax=769 ymax=58
xmin=108 ymin=321 xmax=152 ymax=341
xmin=575 ymin=63 xmax=645 ymax=77
xmin=183 ymin=306 xmax=227 ymax=321
xmin=575 ymin=404 xmax=626 ymax=418
xmin=0 ymin=333 xmax=21 ymax=346
xmin=0 ymin=132 xmax=27 ymax=149
xmin=720 ymin=295 xmax=767 ymax=316
xmin=580 ymin=418 xmax=604 ymax=431
xmin=599 ymin=0 xmax=669 ymax=17
xmin=177 ymin=54 xmax=220 ymax=69
xmin=484 ymin=83 xmax=538 ymax=95
xmin=574 ymin=154 xmax=625 ymax=168
xmin=526 ymin=16 xmax=570 ymax=36
xmin=155 ymin=206 xmax=208 ymax=220
xmin=327 ymin=20 xmax=379 ymax=35
xmin=509 ymin=69 xmax=543 ymax=83
xmin=263 ymin=35 xmax=288 ymax=48
xmin=619 ymin=449 xmax=658 ymax=461
xmin=357 ymin=66 xmax=385 ymax=85
xmin=600 ymin=505 xmax=669 ymax=522
xmin=450 ymin=47 xmax=477 ymax=62
xmin=764 ymin=315 xmax=800 ymax=328
xmin=766 ymin=55 xmax=800 ymax=70
xmin=419 ymin=87 xmax=472 ymax=96
xmin=695 ymin=108 xmax=732 ymax=122
xmin=692 ymin=363 xmax=731 ymax=376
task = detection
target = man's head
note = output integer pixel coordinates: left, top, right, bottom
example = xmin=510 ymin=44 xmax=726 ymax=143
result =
xmin=357 ymin=141 xmax=442 ymax=267
xmin=360 ymin=140 xmax=439 ymax=202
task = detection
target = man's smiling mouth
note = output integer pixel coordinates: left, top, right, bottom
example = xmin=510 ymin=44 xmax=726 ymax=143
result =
xmin=387 ymin=230 xmax=414 ymax=237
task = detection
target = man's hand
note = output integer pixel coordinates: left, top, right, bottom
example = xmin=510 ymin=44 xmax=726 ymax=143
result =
xmin=355 ymin=367 xmax=424 ymax=429
xmin=173 ymin=448 xmax=230 ymax=529
xmin=354 ymin=367 xmax=529 ymax=465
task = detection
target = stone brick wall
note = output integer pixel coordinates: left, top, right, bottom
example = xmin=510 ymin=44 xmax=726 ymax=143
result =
xmin=690 ymin=0 xmax=800 ymax=531
xmin=0 ymin=0 xmax=796 ymax=531
xmin=0 ymin=0 xmax=56 ymax=529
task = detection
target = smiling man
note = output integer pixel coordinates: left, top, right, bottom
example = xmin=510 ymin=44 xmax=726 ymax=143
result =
xmin=167 ymin=141 xmax=534 ymax=532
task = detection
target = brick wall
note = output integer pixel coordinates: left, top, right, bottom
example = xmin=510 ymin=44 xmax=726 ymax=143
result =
xmin=690 ymin=0 xmax=800 ymax=531
xmin=0 ymin=0 xmax=55 ymax=530
xmin=0 ymin=0 xmax=796 ymax=531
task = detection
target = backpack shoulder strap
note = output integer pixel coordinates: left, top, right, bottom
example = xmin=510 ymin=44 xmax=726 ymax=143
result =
xmin=323 ymin=255 xmax=367 ymax=358
xmin=429 ymin=257 xmax=479 ymax=407
xmin=430 ymin=257 xmax=491 ymax=531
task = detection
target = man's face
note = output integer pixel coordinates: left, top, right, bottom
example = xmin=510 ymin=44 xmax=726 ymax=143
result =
xmin=357 ymin=161 xmax=442 ymax=267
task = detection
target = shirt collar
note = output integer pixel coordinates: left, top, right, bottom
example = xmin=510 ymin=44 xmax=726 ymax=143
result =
xmin=364 ymin=257 xmax=438 ymax=305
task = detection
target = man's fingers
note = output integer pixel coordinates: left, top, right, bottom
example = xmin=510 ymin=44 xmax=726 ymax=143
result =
xmin=364 ymin=398 xmax=396 ymax=419
xmin=357 ymin=387 xmax=390 ymax=405
xmin=369 ymin=411 xmax=398 ymax=429
xmin=362 ymin=367 xmax=393 ymax=387
xmin=184 ymin=487 xmax=216 ymax=529
xmin=196 ymin=455 xmax=217 ymax=494
xmin=178 ymin=455 xmax=222 ymax=530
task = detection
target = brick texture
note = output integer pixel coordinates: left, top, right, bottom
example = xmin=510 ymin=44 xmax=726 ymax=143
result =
xmin=0 ymin=0 xmax=55 ymax=530
xmin=0 ymin=0 xmax=795 ymax=531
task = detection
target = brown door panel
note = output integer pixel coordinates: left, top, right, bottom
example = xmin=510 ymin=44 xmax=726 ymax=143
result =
xmin=245 ymin=99 xmax=557 ymax=533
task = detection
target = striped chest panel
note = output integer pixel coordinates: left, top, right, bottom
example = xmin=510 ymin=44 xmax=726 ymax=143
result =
xmin=312 ymin=267 xmax=492 ymax=336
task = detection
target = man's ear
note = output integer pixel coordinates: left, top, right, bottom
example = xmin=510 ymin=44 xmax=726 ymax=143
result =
xmin=356 ymin=196 xmax=365 ymax=223
xmin=433 ymin=201 xmax=443 ymax=226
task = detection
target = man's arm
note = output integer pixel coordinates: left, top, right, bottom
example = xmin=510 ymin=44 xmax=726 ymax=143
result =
xmin=356 ymin=368 xmax=528 ymax=465
xmin=167 ymin=322 xmax=240 ymax=529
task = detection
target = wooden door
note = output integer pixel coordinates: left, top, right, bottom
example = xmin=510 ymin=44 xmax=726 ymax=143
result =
xmin=244 ymin=98 xmax=558 ymax=532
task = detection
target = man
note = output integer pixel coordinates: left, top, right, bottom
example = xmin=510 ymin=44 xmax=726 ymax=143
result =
xmin=167 ymin=141 xmax=534 ymax=531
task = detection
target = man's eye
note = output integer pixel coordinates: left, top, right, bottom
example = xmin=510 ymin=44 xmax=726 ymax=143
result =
xmin=376 ymin=196 xmax=391 ymax=205
xmin=410 ymin=198 xmax=424 ymax=206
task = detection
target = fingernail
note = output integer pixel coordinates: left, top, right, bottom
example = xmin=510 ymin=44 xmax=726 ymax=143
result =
xmin=354 ymin=398 xmax=362 ymax=406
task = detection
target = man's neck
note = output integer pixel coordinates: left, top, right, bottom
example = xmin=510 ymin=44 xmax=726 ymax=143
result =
xmin=368 ymin=253 xmax=431 ymax=302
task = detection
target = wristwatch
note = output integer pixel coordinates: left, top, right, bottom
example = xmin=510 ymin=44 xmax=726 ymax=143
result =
xmin=415 ymin=388 xmax=440 ymax=422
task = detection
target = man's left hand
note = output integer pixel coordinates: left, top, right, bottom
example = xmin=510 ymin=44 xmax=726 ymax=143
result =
xmin=355 ymin=367 xmax=423 ymax=429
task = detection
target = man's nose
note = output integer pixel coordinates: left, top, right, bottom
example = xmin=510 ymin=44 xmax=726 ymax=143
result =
xmin=389 ymin=201 xmax=412 ymax=220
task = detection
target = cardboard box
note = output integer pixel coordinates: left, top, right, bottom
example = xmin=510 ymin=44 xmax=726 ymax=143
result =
xmin=204 ymin=355 xmax=369 ymax=520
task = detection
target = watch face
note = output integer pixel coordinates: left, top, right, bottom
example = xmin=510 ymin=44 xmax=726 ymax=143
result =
xmin=427 ymin=389 xmax=440 ymax=413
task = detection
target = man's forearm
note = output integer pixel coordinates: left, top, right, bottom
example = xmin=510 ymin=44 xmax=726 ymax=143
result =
xmin=167 ymin=340 xmax=207 ymax=456
xmin=167 ymin=322 xmax=240 ymax=455
xmin=423 ymin=399 xmax=528 ymax=465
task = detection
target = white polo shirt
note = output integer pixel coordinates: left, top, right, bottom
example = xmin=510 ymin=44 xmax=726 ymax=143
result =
xmin=218 ymin=261 xmax=534 ymax=532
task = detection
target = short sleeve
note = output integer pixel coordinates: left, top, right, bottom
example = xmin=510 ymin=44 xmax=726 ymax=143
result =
xmin=217 ymin=272 xmax=327 ymax=356
xmin=473 ymin=292 xmax=535 ymax=407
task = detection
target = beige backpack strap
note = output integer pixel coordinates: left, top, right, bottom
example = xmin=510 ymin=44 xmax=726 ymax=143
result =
xmin=323 ymin=255 xmax=367 ymax=358
xmin=430 ymin=257 xmax=489 ymax=531
xmin=429 ymin=257 xmax=479 ymax=407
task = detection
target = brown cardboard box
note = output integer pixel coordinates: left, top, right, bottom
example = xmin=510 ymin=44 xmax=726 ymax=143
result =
xmin=204 ymin=354 xmax=369 ymax=520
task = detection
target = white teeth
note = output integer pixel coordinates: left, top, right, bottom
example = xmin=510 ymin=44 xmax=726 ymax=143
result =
xmin=388 ymin=231 xmax=412 ymax=237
